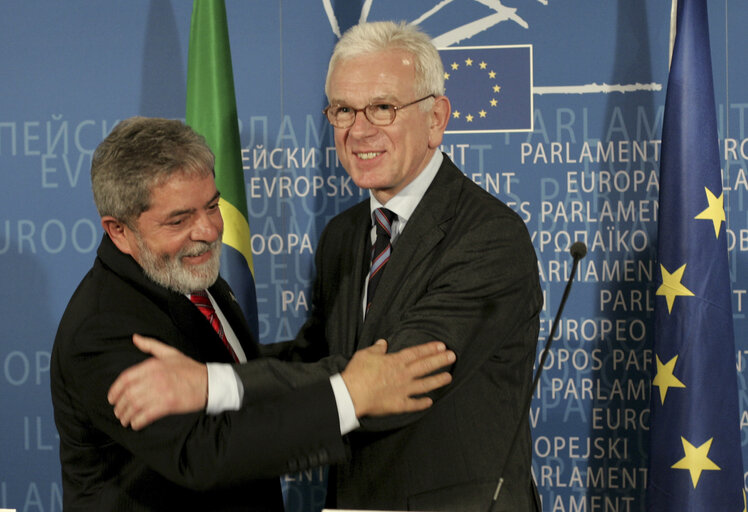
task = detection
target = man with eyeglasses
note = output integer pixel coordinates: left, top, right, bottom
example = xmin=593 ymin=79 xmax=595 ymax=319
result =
xmin=108 ymin=21 xmax=542 ymax=512
xmin=311 ymin=21 xmax=542 ymax=511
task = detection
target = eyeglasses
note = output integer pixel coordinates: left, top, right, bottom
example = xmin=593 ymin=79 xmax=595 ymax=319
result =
xmin=323 ymin=94 xmax=435 ymax=129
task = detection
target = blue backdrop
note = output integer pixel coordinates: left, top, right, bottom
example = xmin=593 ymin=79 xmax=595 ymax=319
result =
xmin=1 ymin=2 xmax=747 ymax=511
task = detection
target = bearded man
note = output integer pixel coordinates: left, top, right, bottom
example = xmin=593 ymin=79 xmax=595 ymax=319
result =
xmin=50 ymin=116 xmax=454 ymax=511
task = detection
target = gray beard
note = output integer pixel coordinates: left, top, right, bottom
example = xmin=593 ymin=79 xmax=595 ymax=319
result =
xmin=135 ymin=235 xmax=222 ymax=295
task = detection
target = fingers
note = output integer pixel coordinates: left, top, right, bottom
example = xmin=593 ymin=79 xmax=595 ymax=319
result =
xmin=132 ymin=334 xmax=178 ymax=358
xmin=393 ymin=341 xmax=448 ymax=364
xmin=108 ymin=359 xmax=157 ymax=427
xmin=113 ymin=389 xmax=139 ymax=429
xmin=107 ymin=363 xmax=140 ymax=407
xmin=403 ymin=371 xmax=453 ymax=397
xmin=128 ymin=397 xmax=171 ymax=431
xmin=111 ymin=381 xmax=137 ymax=428
xmin=108 ymin=335 xmax=167 ymax=406
xmin=342 ymin=338 xmax=457 ymax=418
xmin=108 ymin=358 xmax=180 ymax=430
xmin=405 ymin=349 xmax=456 ymax=378
xmin=115 ymin=392 xmax=167 ymax=431
xmin=369 ymin=339 xmax=388 ymax=354
xmin=398 ymin=396 xmax=433 ymax=413
xmin=108 ymin=340 xmax=209 ymax=430
xmin=373 ymin=370 xmax=453 ymax=415
xmin=381 ymin=371 xmax=452 ymax=415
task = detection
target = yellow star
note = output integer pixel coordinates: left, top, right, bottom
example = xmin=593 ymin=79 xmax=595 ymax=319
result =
xmin=671 ymin=437 xmax=721 ymax=488
xmin=466 ymin=114 xmax=474 ymax=122
xmin=465 ymin=58 xmax=473 ymax=66
xmin=694 ymin=187 xmax=725 ymax=238
xmin=493 ymin=85 xmax=501 ymax=93
xmin=490 ymin=98 xmax=498 ymax=107
xmin=479 ymin=110 xmax=487 ymax=118
xmin=488 ymin=70 xmax=496 ymax=78
xmin=444 ymin=72 xmax=450 ymax=80
xmin=653 ymin=354 xmax=685 ymax=404
xmin=656 ymin=264 xmax=694 ymax=313
xmin=479 ymin=61 xmax=487 ymax=69
xmin=451 ymin=62 xmax=459 ymax=70
xmin=452 ymin=111 xmax=461 ymax=119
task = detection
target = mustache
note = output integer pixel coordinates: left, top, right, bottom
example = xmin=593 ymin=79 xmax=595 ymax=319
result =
xmin=178 ymin=239 xmax=222 ymax=259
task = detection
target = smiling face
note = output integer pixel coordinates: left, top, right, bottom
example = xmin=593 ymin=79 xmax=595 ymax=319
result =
xmin=106 ymin=171 xmax=224 ymax=294
xmin=327 ymin=49 xmax=450 ymax=204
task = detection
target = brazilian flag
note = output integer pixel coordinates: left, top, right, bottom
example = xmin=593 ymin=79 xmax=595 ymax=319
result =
xmin=186 ymin=0 xmax=259 ymax=339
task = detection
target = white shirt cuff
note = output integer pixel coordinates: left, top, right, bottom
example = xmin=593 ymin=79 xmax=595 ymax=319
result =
xmin=330 ymin=372 xmax=360 ymax=435
xmin=205 ymin=364 xmax=358 ymax=436
xmin=205 ymin=363 xmax=243 ymax=414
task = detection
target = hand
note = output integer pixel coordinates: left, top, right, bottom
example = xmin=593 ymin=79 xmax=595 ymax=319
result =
xmin=107 ymin=334 xmax=208 ymax=430
xmin=341 ymin=339 xmax=455 ymax=418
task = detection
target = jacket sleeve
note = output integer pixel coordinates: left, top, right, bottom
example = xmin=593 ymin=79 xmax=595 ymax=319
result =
xmin=55 ymin=313 xmax=347 ymax=490
xmin=357 ymin=209 xmax=542 ymax=432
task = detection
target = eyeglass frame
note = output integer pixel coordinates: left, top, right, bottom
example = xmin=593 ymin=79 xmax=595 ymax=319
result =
xmin=323 ymin=94 xmax=436 ymax=129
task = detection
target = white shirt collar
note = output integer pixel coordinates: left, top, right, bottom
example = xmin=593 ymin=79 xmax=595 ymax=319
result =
xmin=369 ymin=150 xmax=443 ymax=235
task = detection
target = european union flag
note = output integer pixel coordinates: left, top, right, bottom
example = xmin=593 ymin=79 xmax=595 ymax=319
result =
xmin=647 ymin=0 xmax=744 ymax=510
xmin=438 ymin=45 xmax=532 ymax=133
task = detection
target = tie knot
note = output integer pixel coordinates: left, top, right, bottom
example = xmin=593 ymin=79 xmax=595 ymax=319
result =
xmin=373 ymin=208 xmax=396 ymax=236
xmin=189 ymin=290 xmax=210 ymax=306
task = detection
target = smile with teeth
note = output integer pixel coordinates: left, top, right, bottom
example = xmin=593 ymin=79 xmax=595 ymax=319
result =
xmin=356 ymin=151 xmax=382 ymax=160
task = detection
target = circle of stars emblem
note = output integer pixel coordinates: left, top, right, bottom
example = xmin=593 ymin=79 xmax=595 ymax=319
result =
xmin=443 ymin=56 xmax=501 ymax=124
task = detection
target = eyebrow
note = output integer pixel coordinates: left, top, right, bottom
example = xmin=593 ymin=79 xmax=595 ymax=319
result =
xmin=330 ymin=95 xmax=399 ymax=106
xmin=163 ymin=191 xmax=221 ymax=220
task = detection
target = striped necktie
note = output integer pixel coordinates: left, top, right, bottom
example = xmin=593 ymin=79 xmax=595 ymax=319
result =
xmin=189 ymin=290 xmax=239 ymax=362
xmin=366 ymin=207 xmax=397 ymax=314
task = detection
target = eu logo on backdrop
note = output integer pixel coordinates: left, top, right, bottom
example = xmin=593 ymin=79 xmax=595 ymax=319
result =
xmin=439 ymin=45 xmax=533 ymax=133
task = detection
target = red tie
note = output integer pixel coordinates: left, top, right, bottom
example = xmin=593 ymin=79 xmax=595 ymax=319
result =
xmin=189 ymin=290 xmax=239 ymax=362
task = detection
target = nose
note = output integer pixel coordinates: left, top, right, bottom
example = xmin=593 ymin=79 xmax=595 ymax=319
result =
xmin=348 ymin=109 xmax=377 ymax=137
xmin=192 ymin=209 xmax=223 ymax=243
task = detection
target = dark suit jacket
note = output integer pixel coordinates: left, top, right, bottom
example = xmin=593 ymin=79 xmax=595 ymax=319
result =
xmin=244 ymin=154 xmax=543 ymax=511
xmin=51 ymin=235 xmax=346 ymax=511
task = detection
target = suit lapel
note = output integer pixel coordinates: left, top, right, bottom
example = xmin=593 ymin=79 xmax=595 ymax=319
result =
xmin=358 ymin=157 xmax=463 ymax=347
xmin=165 ymin=278 xmax=259 ymax=364
xmin=209 ymin=278 xmax=260 ymax=360
xmin=167 ymin=292 xmax=237 ymax=364
xmin=346 ymin=202 xmax=372 ymax=350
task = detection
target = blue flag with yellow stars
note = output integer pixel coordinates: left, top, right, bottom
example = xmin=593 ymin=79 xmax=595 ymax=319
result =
xmin=646 ymin=0 xmax=745 ymax=510
xmin=439 ymin=45 xmax=532 ymax=133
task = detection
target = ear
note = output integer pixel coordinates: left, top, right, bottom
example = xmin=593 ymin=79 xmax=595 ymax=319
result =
xmin=427 ymin=95 xmax=451 ymax=149
xmin=101 ymin=216 xmax=137 ymax=256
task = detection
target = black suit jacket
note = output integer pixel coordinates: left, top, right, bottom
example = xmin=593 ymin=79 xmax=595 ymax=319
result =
xmin=243 ymin=154 xmax=543 ymax=511
xmin=51 ymin=235 xmax=346 ymax=511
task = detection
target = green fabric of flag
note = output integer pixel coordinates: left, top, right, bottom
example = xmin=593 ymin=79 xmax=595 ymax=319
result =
xmin=186 ymin=0 xmax=259 ymax=338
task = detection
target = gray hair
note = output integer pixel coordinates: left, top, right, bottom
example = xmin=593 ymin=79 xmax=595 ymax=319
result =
xmin=325 ymin=21 xmax=445 ymax=104
xmin=91 ymin=117 xmax=215 ymax=226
